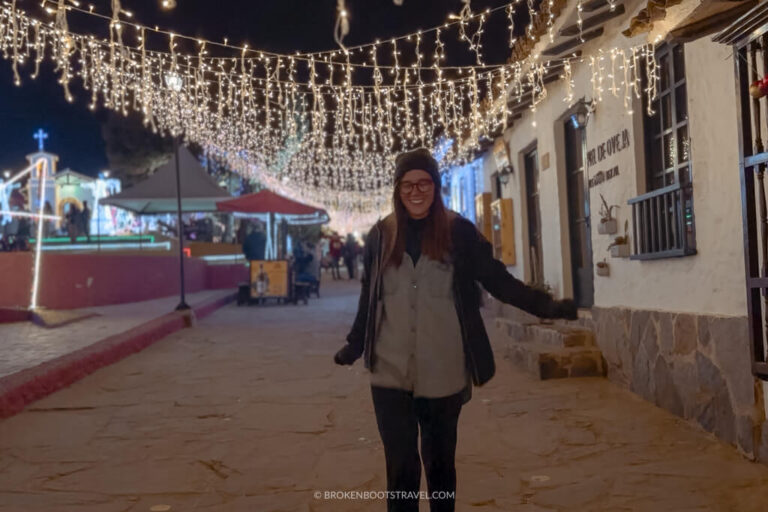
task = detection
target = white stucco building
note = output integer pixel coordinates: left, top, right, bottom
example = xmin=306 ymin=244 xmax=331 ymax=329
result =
xmin=481 ymin=0 xmax=768 ymax=461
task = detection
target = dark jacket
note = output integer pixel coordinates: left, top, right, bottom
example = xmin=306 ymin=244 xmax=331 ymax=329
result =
xmin=242 ymin=231 xmax=267 ymax=261
xmin=344 ymin=212 xmax=571 ymax=387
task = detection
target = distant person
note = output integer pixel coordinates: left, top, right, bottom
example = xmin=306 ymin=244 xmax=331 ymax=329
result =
xmin=307 ymin=242 xmax=322 ymax=284
xmin=67 ymin=204 xmax=81 ymax=243
xmin=328 ymin=234 xmax=343 ymax=280
xmin=14 ymin=214 xmax=30 ymax=251
xmin=236 ymin=220 xmax=249 ymax=245
xmin=43 ymin=201 xmax=54 ymax=237
xmin=4 ymin=207 xmax=19 ymax=237
xmin=80 ymin=201 xmax=92 ymax=243
xmin=293 ymin=242 xmax=310 ymax=274
xmin=342 ymin=234 xmax=359 ymax=280
xmin=243 ymin=222 xmax=267 ymax=261
xmin=2 ymin=207 xmax=20 ymax=251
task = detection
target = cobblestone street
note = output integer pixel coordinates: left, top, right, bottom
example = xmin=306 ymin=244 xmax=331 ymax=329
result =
xmin=1 ymin=280 xmax=768 ymax=511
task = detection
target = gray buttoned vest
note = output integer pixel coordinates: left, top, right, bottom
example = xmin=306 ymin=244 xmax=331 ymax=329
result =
xmin=369 ymin=254 xmax=470 ymax=398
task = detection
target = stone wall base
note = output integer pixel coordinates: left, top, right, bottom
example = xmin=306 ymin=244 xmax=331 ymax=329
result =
xmin=591 ymin=307 xmax=767 ymax=460
xmin=488 ymin=298 xmax=768 ymax=462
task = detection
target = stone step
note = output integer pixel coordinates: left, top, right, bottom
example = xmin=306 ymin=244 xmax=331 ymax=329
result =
xmin=503 ymin=341 xmax=606 ymax=380
xmin=495 ymin=317 xmax=596 ymax=348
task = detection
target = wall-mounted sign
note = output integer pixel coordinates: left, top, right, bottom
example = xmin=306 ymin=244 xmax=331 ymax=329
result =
xmin=589 ymin=166 xmax=619 ymax=188
xmin=587 ymin=129 xmax=630 ymax=168
xmin=541 ymin=152 xmax=550 ymax=170
xmin=493 ymin=138 xmax=510 ymax=170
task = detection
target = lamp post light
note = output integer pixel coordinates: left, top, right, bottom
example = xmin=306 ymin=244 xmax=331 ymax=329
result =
xmin=165 ymin=72 xmax=190 ymax=311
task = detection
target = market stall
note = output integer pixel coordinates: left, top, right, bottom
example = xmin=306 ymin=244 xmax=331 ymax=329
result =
xmin=216 ymin=189 xmax=329 ymax=305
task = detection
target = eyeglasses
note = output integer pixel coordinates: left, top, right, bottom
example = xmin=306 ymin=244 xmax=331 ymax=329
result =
xmin=399 ymin=179 xmax=434 ymax=194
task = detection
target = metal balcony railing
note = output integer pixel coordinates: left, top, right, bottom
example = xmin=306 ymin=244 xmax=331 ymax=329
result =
xmin=627 ymin=182 xmax=697 ymax=260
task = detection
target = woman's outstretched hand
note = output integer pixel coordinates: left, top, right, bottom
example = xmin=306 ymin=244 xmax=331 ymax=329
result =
xmin=334 ymin=344 xmax=362 ymax=366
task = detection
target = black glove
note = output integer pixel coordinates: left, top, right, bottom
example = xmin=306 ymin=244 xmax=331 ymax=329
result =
xmin=334 ymin=344 xmax=363 ymax=366
xmin=553 ymin=299 xmax=578 ymax=320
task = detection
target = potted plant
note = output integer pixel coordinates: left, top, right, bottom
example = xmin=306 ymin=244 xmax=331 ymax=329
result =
xmin=608 ymin=220 xmax=631 ymax=258
xmin=598 ymin=194 xmax=618 ymax=235
xmin=596 ymin=259 xmax=609 ymax=276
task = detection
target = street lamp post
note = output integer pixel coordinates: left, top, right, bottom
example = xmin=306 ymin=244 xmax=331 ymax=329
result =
xmin=173 ymin=136 xmax=189 ymax=310
xmin=165 ymin=71 xmax=189 ymax=311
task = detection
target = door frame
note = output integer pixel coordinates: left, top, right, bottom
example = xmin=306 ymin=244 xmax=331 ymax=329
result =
xmin=555 ymin=99 xmax=593 ymax=305
xmin=518 ymin=139 xmax=539 ymax=284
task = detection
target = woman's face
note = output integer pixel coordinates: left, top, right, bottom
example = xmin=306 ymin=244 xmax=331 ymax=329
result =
xmin=399 ymin=169 xmax=435 ymax=220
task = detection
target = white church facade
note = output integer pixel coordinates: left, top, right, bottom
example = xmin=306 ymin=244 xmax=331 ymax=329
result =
xmin=1 ymin=129 xmax=125 ymax=237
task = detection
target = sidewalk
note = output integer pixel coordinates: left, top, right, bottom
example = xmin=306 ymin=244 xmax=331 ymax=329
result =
xmin=0 ymin=290 xmax=229 ymax=379
xmin=0 ymin=290 xmax=234 ymax=418
xmin=0 ymin=279 xmax=767 ymax=511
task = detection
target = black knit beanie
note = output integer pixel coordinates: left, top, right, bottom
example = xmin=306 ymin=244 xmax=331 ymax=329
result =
xmin=393 ymin=148 xmax=440 ymax=185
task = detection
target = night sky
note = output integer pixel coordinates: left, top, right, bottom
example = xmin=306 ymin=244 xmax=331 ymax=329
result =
xmin=0 ymin=0 xmax=518 ymax=177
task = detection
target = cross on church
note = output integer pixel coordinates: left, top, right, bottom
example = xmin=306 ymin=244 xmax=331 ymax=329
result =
xmin=33 ymin=129 xmax=48 ymax=152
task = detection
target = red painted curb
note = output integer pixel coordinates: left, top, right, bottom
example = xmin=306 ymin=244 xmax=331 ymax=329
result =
xmin=0 ymin=293 xmax=236 ymax=419
xmin=0 ymin=308 xmax=31 ymax=324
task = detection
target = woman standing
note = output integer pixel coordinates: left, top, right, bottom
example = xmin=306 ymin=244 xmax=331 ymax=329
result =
xmin=334 ymin=148 xmax=576 ymax=512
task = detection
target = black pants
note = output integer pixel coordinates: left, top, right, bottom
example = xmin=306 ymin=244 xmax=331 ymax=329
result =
xmin=345 ymin=257 xmax=355 ymax=280
xmin=331 ymin=258 xmax=341 ymax=279
xmin=371 ymin=386 xmax=463 ymax=512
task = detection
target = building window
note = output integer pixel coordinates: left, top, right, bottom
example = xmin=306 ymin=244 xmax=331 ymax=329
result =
xmin=645 ymin=43 xmax=691 ymax=190
xmin=629 ymin=43 xmax=696 ymax=260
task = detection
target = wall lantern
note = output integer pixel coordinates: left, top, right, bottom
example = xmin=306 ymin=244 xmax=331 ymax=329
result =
xmin=499 ymin=166 xmax=513 ymax=185
xmin=571 ymin=111 xmax=588 ymax=129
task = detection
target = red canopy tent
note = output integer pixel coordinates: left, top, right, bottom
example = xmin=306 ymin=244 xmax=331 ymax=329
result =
xmin=216 ymin=189 xmax=329 ymax=259
xmin=216 ymin=189 xmax=328 ymax=217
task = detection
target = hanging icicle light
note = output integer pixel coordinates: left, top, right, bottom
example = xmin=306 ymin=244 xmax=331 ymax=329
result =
xmin=0 ymin=0 xmax=658 ymax=231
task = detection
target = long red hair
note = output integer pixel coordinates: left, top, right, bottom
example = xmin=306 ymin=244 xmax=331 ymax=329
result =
xmin=385 ymin=178 xmax=453 ymax=268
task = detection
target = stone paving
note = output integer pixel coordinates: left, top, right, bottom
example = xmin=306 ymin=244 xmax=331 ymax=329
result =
xmin=0 ymin=290 xmax=230 ymax=379
xmin=1 ymin=280 xmax=768 ymax=511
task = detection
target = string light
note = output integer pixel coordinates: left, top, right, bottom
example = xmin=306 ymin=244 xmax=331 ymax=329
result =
xmin=562 ymin=58 xmax=574 ymax=104
xmin=526 ymin=0 xmax=536 ymax=42
xmin=30 ymin=159 xmax=48 ymax=310
xmin=0 ymin=1 xmax=659 ymax=231
xmin=576 ymin=0 xmax=584 ymax=42
xmin=0 ymin=210 xmax=60 ymax=220
xmin=645 ymin=43 xmax=658 ymax=115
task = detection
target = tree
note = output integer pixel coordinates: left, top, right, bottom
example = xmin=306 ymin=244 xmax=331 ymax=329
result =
xmin=101 ymin=112 xmax=173 ymax=185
